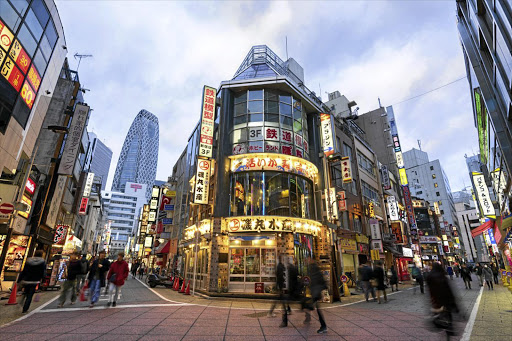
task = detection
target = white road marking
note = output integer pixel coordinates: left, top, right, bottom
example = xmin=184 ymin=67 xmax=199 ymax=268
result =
xmin=134 ymin=277 xmax=190 ymax=305
xmin=0 ymin=292 xmax=60 ymax=328
xmin=36 ymin=303 xmax=188 ymax=313
xmin=460 ymin=286 xmax=484 ymax=341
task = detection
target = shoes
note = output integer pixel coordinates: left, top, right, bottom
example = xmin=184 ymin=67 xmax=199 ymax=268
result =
xmin=279 ymin=322 xmax=287 ymax=328
xmin=317 ymin=327 xmax=327 ymax=334
xmin=112 ymin=302 xmax=116 ymax=307
xmin=70 ymin=302 xmax=75 ymax=305
xmin=107 ymin=302 xmax=111 ymax=307
xmin=89 ymin=304 xmax=94 ymax=308
xmin=378 ymin=301 xmax=381 ymax=304
xmin=267 ymin=312 xmax=276 ymax=318
xmin=21 ymin=310 xmax=28 ymax=314
xmin=304 ymin=316 xmax=311 ymax=324
xmin=57 ymin=303 xmax=64 ymax=308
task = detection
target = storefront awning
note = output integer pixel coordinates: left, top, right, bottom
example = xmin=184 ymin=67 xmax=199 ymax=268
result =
xmin=471 ymin=220 xmax=494 ymax=238
xmin=155 ymin=240 xmax=170 ymax=255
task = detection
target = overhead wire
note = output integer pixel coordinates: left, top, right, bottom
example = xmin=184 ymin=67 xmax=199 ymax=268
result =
xmin=390 ymin=76 xmax=467 ymax=106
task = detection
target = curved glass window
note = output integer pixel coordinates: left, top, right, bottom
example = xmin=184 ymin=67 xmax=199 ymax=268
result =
xmin=248 ymin=100 xmax=263 ymax=113
xmin=234 ymin=102 xmax=246 ymax=116
xmin=280 ymin=103 xmax=292 ymax=116
xmin=234 ymin=91 xmax=247 ymax=104
xmin=248 ymin=89 xmax=263 ymax=100
xmin=230 ymin=171 xmax=314 ymax=219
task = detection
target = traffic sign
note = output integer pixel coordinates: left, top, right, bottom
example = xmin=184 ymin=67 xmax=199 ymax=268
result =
xmin=0 ymin=203 xmax=14 ymax=215
xmin=303 ymin=276 xmax=311 ymax=286
xmin=340 ymin=275 xmax=348 ymax=283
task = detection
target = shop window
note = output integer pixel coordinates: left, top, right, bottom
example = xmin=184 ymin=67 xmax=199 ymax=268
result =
xmin=294 ymin=234 xmax=314 ymax=276
xmin=280 ymin=115 xmax=292 ymax=129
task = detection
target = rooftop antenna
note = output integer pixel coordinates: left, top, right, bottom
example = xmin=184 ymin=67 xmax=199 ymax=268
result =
xmin=378 ymin=97 xmax=382 ymax=108
xmin=74 ymin=53 xmax=93 ymax=71
xmin=285 ymin=36 xmax=288 ymax=60
xmin=417 ymin=139 xmax=422 ymax=151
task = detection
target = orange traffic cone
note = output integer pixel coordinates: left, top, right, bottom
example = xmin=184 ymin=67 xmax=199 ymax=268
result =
xmin=5 ymin=283 xmax=18 ymax=305
xmin=184 ymin=281 xmax=190 ymax=295
xmin=179 ymin=279 xmax=186 ymax=293
xmin=173 ymin=277 xmax=179 ymax=291
xmin=35 ymin=283 xmax=39 ymax=292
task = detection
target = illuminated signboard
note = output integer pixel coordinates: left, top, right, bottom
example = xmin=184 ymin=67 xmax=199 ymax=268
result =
xmin=82 ymin=172 xmax=95 ymax=198
xmin=1 ymin=57 xmax=23 ymax=92
xmin=399 ymin=168 xmax=408 ymax=186
xmin=329 ymin=187 xmax=338 ymax=220
xmin=391 ymin=222 xmax=404 ymax=244
xmin=25 ymin=178 xmax=36 ymax=196
xmin=395 ymin=151 xmax=404 ymax=168
xmin=27 ymin=65 xmax=41 ymax=91
xmin=381 ymin=165 xmax=391 ymax=190
xmin=9 ymin=39 xmax=30 ymax=74
xmin=369 ymin=219 xmax=381 ymax=240
xmin=472 ymin=172 xmax=494 ymax=217
xmin=20 ymin=80 xmax=35 ymax=109
xmin=387 ymin=195 xmax=399 ymax=221
xmin=198 ymin=86 xmax=217 ymax=158
xmin=78 ymin=197 xmax=89 ymax=215
xmin=53 ymin=224 xmax=69 ymax=245
xmin=402 ymin=185 xmax=418 ymax=231
xmin=225 ymin=216 xmax=321 ymax=236
xmin=491 ymin=168 xmax=507 ymax=213
xmin=18 ymin=194 xmax=32 ymax=218
xmin=0 ymin=19 xmax=14 ymax=52
xmin=434 ymin=201 xmax=441 ymax=215
xmin=229 ymin=153 xmax=318 ymax=182
xmin=320 ymin=113 xmax=334 ymax=157
xmin=341 ymin=156 xmax=352 ymax=183
xmin=194 ymin=159 xmax=211 ymax=204
xmin=474 ymin=89 xmax=488 ymax=165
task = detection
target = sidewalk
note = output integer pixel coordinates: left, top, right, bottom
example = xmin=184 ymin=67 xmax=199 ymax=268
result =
xmin=469 ymin=283 xmax=512 ymax=340
xmin=0 ymin=287 xmax=60 ymax=326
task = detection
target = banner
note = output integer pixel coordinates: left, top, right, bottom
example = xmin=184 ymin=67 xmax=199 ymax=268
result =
xmin=198 ymin=86 xmax=217 ymax=158
xmin=194 ymin=159 xmax=211 ymax=204
xmin=472 ymin=172 xmax=494 ymax=216
xmin=58 ymin=104 xmax=89 ymax=175
xmin=381 ymin=165 xmax=391 ymax=190
xmin=320 ymin=113 xmax=334 ymax=157
xmin=387 ymin=195 xmax=399 ymax=221
xmin=341 ymin=156 xmax=352 ymax=183
xmin=46 ymin=175 xmax=68 ymax=228
xmin=82 ymin=172 xmax=95 ymax=198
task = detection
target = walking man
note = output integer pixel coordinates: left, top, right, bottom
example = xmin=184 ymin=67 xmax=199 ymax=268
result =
xmin=374 ymin=261 xmax=387 ymax=304
xmin=76 ymin=254 xmax=89 ymax=294
xmin=460 ymin=264 xmax=472 ymax=289
xmin=304 ymin=259 xmax=328 ymax=334
xmin=446 ymin=265 xmax=454 ymax=280
xmin=358 ymin=261 xmax=376 ymax=302
xmin=138 ymin=263 xmax=145 ymax=279
xmin=88 ymin=250 xmax=110 ymax=307
xmin=268 ymin=256 xmax=286 ymax=317
xmin=475 ymin=263 xmax=483 ymax=286
xmin=411 ymin=264 xmax=424 ymax=294
xmin=491 ymin=263 xmax=499 ymax=284
xmin=107 ymin=252 xmax=129 ymax=307
xmin=58 ymin=252 xmax=81 ymax=307
xmin=131 ymin=260 xmax=139 ymax=279
xmin=17 ymin=250 xmax=46 ymax=313
xmin=389 ymin=266 xmax=399 ymax=292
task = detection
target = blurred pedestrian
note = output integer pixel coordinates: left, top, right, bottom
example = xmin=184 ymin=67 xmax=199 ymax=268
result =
xmin=491 ymin=263 xmax=499 ymax=284
xmin=453 ymin=264 xmax=460 ymax=278
xmin=426 ymin=263 xmax=460 ymax=340
xmin=460 ymin=264 xmax=472 ymax=289
xmin=76 ymin=254 xmax=89 ymax=294
xmin=268 ymin=256 xmax=286 ymax=317
xmin=17 ymin=250 xmax=46 ymax=313
xmin=411 ymin=264 xmax=424 ymax=294
xmin=88 ymin=250 xmax=110 ymax=308
xmin=280 ymin=259 xmax=299 ymax=328
xmin=389 ymin=266 xmax=399 ymax=292
xmin=358 ymin=261 xmax=376 ymax=302
xmin=107 ymin=252 xmax=129 ymax=307
xmin=131 ymin=260 xmax=139 ymax=279
xmin=446 ymin=265 xmax=454 ymax=280
xmin=303 ymin=259 xmax=327 ymax=334
xmin=374 ymin=261 xmax=387 ymax=303
xmin=482 ymin=265 xmax=493 ymax=290
xmin=138 ymin=263 xmax=145 ymax=279
xmin=475 ymin=263 xmax=483 ymax=286
xmin=58 ymin=252 xmax=81 ymax=307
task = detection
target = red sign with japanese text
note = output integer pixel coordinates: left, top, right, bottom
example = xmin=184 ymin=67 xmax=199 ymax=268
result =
xmin=0 ymin=19 xmax=14 ymax=52
xmin=1 ymin=57 xmax=23 ymax=92
xmin=78 ymin=197 xmax=89 ymax=215
xmin=9 ymin=39 xmax=30 ymax=74
xmin=27 ymin=64 xmax=41 ymax=91
xmin=21 ymin=80 xmax=35 ymax=109
xmin=198 ymin=86 xmax=217 ymax=158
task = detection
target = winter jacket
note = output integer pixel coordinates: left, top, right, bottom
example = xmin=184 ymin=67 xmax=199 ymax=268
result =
xmin=491 ymin=265 xmax=499 ymax=275
xmin=373 ymin=266 xmax=386 ymax=290
xmin=107 ymin=260 xmax=129 ymax=286
xmin=276 ymin=262 xmax=285 ymax=290
xmin=79 ymin=257 xmax=89 ymax=275
xmin=389 ymin=268 xmax=398 ymax=285
xmin=482 ymin=267 xmax=493 ymax=281
xmin=460 ymin=267 xmax=472 ymax=281
xmin=475 ymin=266 xmax=483 ymax=276
xmin=287 ymin=264 xmax=301 ymax=300
xmin=358 ymin=265 xmax=374 ymax=281
xmin=426 ymin=268 xmax=458 ymax=312
xmin=446 ymin=267 xmax=454 ymax=276
xmin=18 ymin=257 xmax=46 ymax=285
xmin=308 ymin=262 xmax=327 ymax=300
xmin=88 ymin=258 xmax=111 ymax=287
xmin=66 ymin=260 xmax=82 ymax=281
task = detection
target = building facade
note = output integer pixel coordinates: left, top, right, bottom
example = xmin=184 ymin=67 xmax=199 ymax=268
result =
xmin=85 ymin=132 xmax=112 ymax=191
xmin=111 ymin=109 xmax=159 ymax=201
xmin=455 ymin=201 xmax=483 ymax=262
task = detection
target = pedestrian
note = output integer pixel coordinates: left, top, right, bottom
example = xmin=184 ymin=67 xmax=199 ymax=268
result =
xmin=475 ymin=263 xmax=483 ymax=286
xmin=453 ymin=264 xmax=460 ymax=278
xmin=426 ymin=263 xmax=460 ymax=340
xmin=76 ymin=254 xmax=89 ymax=294
xmin=106 ymin=252 xmax=129 ymax=307
xmin=17 ymin=250 xmax=46 ymax=313
xmin=131 ymin=260 xmax=139 ymax=279
xmin=87 ymin=250 xmax=110 ymax=308
xmin=358 ymin=261 xmax=376 ymax=302
xmin=460 ymin=264 xmax=472 ymax=289
xmin=389 ymin=265 xmax=399 ymax=292
xmin=411 ymin=264 xmax=424 ymax=294
xmin=138 ymin=263 xmax=145 ymax=279
xmin=303 ymin=259 xmax=328 ymax=334
xmin=268 ymin=256 xmax=287 ymax=317
xmin=280 ymin=260 xmax=299 ymax=328
xmin=482 ymin=264 xmax=494 ymax=290
xmin=491 ymin=263 xmax=499 ymax=284
xmin=58 ymin=252 xmax=81 ymax=307
xmin=373 ymin=261 xmax=387 ymax=304
xmin=446 ymin=265 xmax=454 ymax=280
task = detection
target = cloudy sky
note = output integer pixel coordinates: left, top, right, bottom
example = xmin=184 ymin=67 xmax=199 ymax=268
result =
xmin=56 ymin=0 xmax=478 ymax=192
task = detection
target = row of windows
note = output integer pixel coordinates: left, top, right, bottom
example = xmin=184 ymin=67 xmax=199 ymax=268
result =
xmin=111 ymin=194 xmax=137 ymax=201
xmin=357 ymin=152 xmax=376 ymax=177
xmin=109 ymin=213 xmax=135 ymax=219
xmin=361 ymin=180 xmax=380 ymax=206
xmin=109 ymin=200 xmax=136 ymax=207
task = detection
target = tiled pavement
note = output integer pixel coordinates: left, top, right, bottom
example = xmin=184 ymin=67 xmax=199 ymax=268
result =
xmin=0 ymin=274 xmax=508 ymax=340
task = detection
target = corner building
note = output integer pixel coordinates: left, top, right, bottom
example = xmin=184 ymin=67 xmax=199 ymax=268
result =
xmin=179 ymin=46 xmax=332 ymax=295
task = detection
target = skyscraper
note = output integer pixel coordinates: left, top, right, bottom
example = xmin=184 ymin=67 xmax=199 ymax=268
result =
xmin=112 ymin=109 xmax=159 ymax=200
xmin=86 ymin=132 xmax=113 ymax=190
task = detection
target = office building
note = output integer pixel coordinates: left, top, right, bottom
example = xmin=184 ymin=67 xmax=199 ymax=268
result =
xmin=85 ymin=132 xmax=113 ymax=190
xmin=111 ymin=109 xmax=159 ymax=201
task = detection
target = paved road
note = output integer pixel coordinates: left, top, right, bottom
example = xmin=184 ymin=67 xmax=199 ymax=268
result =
xmin=0 ymin=273 xmax=502 ymax=340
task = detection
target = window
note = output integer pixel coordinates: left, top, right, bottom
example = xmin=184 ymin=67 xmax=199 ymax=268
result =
xmin=434 ymin=183 xmax=438 ymax=188
xmin=438 ymin=201 xmax=442 ymax=206
xmin=436 ymin=192 xmax=440 ymax=196
xmin=432 ymin=174 xmax=436 ymax=179
xmin=17 ymin=24 xmax=37 ymax=57
xmin=357 ymin=152 xmax=376 ymax=177
xmin=430 ymin=166 xmax=434 ymax=171
xmin=361 ymin=181 xmax=379 ymax=205
xmin=25 ymin=8 xmax=44 ymax=41
xmin=417 ymin=191 xmax=423 ymax=195
xmin=440 ymin=210 xmax=444 ymax=215
xmin=1 ymin=1 xmax=22 ymax=32
xmin=342 ymin=143 xmax=352 ymax=158
xmin=30 ymin=0 xmax=49 ymax=28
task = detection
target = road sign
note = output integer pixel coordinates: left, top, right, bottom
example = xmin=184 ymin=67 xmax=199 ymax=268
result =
xmin=0 ymin=203 xmax=14 ymax=215
xmin=164 ymin=204 xmax=175 ymax=211
xmin=340 ymin=275 xmax=348 ymax=283
xmin=303 ymin=276 xmax=311 ymax=286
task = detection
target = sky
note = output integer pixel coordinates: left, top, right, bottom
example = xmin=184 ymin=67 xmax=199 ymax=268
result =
xmin=56 ymin=0 xmax=479 ymax=193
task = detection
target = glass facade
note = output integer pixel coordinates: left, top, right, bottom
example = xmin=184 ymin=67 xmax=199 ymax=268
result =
xmin=230 ymin=89 xmax=310 ymax=159
xmin=87 ymin=135 xmax=113 ymax=190
xmin=230 ymin=171 xmax=314 ymax=219
xmin=112 ymin=109 xmax=159 ymax=201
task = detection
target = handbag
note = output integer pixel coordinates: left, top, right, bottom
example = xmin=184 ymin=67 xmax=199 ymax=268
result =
xmin=109 ymin=273 xmax=117 ymax=283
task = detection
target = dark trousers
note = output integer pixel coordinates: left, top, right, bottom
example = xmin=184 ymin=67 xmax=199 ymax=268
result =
xmin=269 ymin=289 xmax=287 ymax=314
xmin=493 ymin=274 xmax=499 ymax=284
xmin=485 ymin=280 xmax=494 ymax=290
xmin=463 ymin=278 xmax=471 ymax=289
xmin=22 ymin=284 xmax=37 ymax=313
xmin=304 ymin=299 xmax=326 ymax=328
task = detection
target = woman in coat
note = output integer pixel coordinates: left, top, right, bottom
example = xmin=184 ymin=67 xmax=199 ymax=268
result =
xmin=389 ymin=266 xmax=399 ymax=292
xmin=482 ymin=265 xmax=494 ymax=290
xmin=106 ymin=252 xmax=129 ymax=307
xmin=374 ymin=261 xmax=387 ymax=303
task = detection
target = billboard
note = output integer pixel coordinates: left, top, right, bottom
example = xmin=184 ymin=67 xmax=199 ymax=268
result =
xmin=387 ymin=195 xmax=399 ymax=221
xmin=472 ymin=172 xmax=494 ymax=217
xmin=82 ymin=173 xmax=95 ymax=198
xmin=78 ymin=197 xmax=89 ymax=215
xmin=320 ymin=113 xmax=334 ymax=157
xmin=58 ymin=104 xmax=90 ymax=175
xmin=198 ymin=86 xmax=217 ymax=158
xmin=381 ymin=165 xmax=391 ymax=190
xmin=474 ymin=89 xmax=488 ymax=165
xmin=194 ymin=159 xmax=211 ymax=204
xmin=341 ymin=156 xmax=352 ymax=183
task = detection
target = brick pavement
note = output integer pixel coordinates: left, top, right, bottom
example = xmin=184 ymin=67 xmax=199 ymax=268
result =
xmin=0 ymin=273 xmax=507 ymax=340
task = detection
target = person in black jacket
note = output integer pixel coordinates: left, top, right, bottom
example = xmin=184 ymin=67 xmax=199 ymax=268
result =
xmin=268 ymin=256 xmax=287 ymax=317
xmin=389 ymin=266 xmax=399 ymax=292
xmin=58 ymin=252 xmax=81 ymax=307
xmin=374 ymin=261 xmax=387 ymax=304
xmin=303 ymin=259 xmax=327 ymax=334
xmin=87 ymin=250 xmax=110 ymax=307
xmin=358 ymin=261 xmax=376 ymax=301
xmin=75 ymin=254 xmax=89 ymax=294
xmin=18 ymin=250 xmax=46 ymax=313
xmin=280 ymin=260 xmax=299 ymax=327
xmin=460 ymin=264 xmax=472 ymax=289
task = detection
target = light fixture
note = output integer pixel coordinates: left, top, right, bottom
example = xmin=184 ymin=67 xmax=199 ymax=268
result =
xmin=45 ymin=90 xmax=51 ymax=95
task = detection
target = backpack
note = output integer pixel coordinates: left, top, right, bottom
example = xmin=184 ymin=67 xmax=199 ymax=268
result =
xmin=80 ymin=259 xmax=88 ymax=274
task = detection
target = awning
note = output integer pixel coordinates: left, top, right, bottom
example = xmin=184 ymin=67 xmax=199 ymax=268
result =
xmin=155 ymin=240 xmax=170 ymax=255
xmin=471 ymin=220 xmax=494 ymax=238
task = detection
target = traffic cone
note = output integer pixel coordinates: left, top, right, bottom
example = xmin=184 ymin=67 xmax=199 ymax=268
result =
xmin=173 ymin=277 xmax=179 ymax=291
xmin=179 ymin=279 xmax=186 ymax=293
xmin=184 ymin=281 xmax=190 ymax=295
xmin=5 ymin=283 xmax=18 ymax=305
xmin=35 ymin=283 xmax=39 ymax=292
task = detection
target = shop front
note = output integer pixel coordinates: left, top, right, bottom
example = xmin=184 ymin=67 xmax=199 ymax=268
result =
xmin=396 ymin=246 xmax=413 ymax=281
xmin=338 ymin=235 xmax=358 ymax=281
